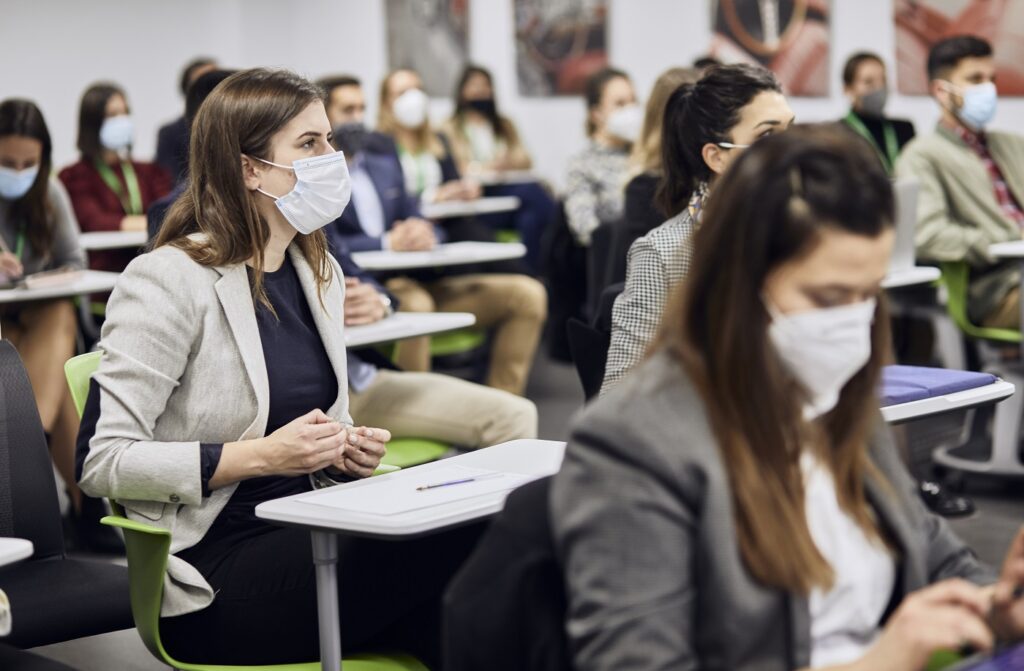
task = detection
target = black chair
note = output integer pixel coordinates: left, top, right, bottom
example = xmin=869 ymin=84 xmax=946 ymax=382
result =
xmin=566 ymin=282 xmax=624 ymax=401
xmin=443 ymin=477 xmax=570 ymax=671
xmin=0 ymin=340 xmax=132 ymax=648
xmin=0 ymin=644 xmax=77 ymax=670
xmin=540 ymin=201 xmax=589 ymax=362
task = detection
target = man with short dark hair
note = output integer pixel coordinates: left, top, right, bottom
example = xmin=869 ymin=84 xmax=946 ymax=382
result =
xmin=840 ymin=51 xmax=915 ymax=174
xmin=156 ymin=57 xmax=218 ymax=184
xmin=896 ymin=35 xmax=1024 ymax=329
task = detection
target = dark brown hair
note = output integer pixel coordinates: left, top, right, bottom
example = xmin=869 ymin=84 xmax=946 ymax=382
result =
xmin=583 ymin=66 xmax=630 ymax=137
xmin=155 ymin=68 xmax=333 ymax=311
xmin=76 ymin=82 xmax=128 ymax=163
xmin=452 ymin=64 xmax=507 ymax=139
xmin=842 ymin=51 xmax=885 ymax=87
xmin=657 ymin=124 xmax=896 ymax=594
xmin=928 ymin=35 xmax=992 ymax=81
xmin=0 ymin=99 xmax=55 ymax=258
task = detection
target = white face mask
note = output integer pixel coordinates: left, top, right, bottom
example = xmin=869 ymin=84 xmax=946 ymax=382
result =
xmin=99 ymin=115 xmax=134 ymax=151
xmin=253 ymin=151 xmax=352 ymax=235
xmin=392 ymin=88 xmax=429 ymax=129
xmin=0 ymin=165 xmax=40 ymax=200
xmin=767 ymin=298 xmax=876 ymax=419
xmin=605 ymin=104 xmax=643 ymax=143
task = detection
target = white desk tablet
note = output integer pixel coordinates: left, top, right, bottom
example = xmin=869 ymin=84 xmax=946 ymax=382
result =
xmin=79 ymin=231 xmax=148 ymax=251
xmin=351 ymin=241 xmax=526 ymax=272
xmin=344 ymin=312 xmax=476 ymax=349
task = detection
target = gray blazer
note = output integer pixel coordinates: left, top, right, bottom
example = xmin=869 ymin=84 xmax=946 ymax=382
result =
xmin=79 ymin=241 xmax=351 ymax=616
xmin=553 ymin=349 xmax=994 ymax=671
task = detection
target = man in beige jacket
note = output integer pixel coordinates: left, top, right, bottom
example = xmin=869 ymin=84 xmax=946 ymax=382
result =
xmin=896 ymin=35 xmax=1024 ymax=327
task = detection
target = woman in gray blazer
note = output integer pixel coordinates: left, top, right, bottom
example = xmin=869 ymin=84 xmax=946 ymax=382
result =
xmin=552 ymin=126 xmax=1024 ymax=671
xmin=76 ymin=69 xmax=481 ymax=667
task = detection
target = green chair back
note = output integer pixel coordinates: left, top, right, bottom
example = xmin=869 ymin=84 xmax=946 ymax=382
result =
xmin=101 ymin=514 xmax=427 ymax=671
xmin=429 ymin=329 xmax=487 ymax=358
xmin=64 ymin=350 xmax=102 ymax=417
xmin=940 ymin=262 xmax=1022 ymax=343
xmin=381 ymin=438 xmax=450 ymax=469
xmin=494 ymin=230 xmax=522 ymax=244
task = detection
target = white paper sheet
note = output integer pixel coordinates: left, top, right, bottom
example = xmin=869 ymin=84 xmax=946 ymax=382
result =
xmin=305 ymin=463 xmax=532 ymax=516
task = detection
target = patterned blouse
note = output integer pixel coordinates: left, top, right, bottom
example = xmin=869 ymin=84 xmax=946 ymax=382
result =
xmin=564 ymin=141 xmax=630 ymax=246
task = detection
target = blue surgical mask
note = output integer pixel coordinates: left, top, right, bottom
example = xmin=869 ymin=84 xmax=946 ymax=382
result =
xmin=0 ymin=165 xmax=40 ymax=200
xmin=99 ymin=115 xmax=134 ymax=151
xmin=944 ymin=81 xmax=997 ymax=130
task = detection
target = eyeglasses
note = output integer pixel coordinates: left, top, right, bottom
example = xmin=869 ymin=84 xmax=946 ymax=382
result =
xmin=717 ymin=142 xmax=752 ymax=150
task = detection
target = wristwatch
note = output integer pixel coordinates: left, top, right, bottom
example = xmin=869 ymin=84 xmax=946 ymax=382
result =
xmin=379 ymin=292 xmax=394 ymax=317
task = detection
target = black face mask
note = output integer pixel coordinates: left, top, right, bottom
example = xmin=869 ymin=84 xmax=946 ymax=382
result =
xmin=332 ymin=122 xmax=369 ymax=156
xmin=464 ymin=98 xmax=497 ymax=118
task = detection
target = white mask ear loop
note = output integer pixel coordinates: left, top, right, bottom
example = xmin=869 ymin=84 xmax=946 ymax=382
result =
xmin=248 ymin=154 xmax=294 ymax=200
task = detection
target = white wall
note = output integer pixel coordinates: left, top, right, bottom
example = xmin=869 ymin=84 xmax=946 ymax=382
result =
xmin=3 ymin=0 xmax=1023 ymax=190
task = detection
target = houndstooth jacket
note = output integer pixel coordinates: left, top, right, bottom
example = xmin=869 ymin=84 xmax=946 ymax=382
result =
xmin=601 ymin=209 xmax=697 ymax=394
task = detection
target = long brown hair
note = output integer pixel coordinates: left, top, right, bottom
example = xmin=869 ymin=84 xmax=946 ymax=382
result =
xmin=377 ymin=69 xmax=444 ymax=157
xmin=0 ymin=99 xmax=55 ymax=258
xmin=657 ymin=125 xmax=896 ymax=594
xmin=76 ymin=82 xmax=128 ymax=164
xmin=155 ymin=69 xmax=333 ymax=310
xmin=628 ymin=67 xmax=699 ymax=178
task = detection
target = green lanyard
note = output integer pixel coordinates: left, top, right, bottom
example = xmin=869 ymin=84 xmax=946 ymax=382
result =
xmin=14 ymin=228 xmax=25 ymax=260
xmin=843 ymin=111 xmax=899 ymax=174
xmin=94 ymin=159 xmax=143 ymax=215
xmin=398 ymin=147 xmax=429 ymax=194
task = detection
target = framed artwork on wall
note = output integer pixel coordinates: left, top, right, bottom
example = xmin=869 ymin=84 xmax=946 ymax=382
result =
xmin=513 ymin=0 xmax=609 ymax=97
xmin=386 ymin=0 xmax=470 ymax=97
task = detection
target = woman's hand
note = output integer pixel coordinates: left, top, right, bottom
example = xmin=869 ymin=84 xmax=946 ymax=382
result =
xmin=331 ymin=426 xmax=390 ymax=479
xmin=852 ymin=579 xmax=993 ymax=671
xmin=256 ymin=409 xmax=348 ymax=476
xmin=0 ymin=252 xmax=23 ymax=279
xmin=989 ymin=526 xmax=1024 ymax=642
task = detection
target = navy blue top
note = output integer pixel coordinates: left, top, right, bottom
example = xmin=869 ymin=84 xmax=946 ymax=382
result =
xmin=178 ymin=254 xmax=339 ymax=575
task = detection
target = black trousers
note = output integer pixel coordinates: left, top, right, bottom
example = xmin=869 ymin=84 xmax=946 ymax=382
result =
xmin=160 ymin=522 xmax=485 ymax=668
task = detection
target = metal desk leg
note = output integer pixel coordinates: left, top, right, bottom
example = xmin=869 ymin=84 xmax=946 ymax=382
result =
xmin=311 ymin=530 xmax=341 ymax=671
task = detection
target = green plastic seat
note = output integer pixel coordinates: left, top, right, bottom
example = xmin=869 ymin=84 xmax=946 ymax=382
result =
xmin=381 ymin=438 xmax=450 ymax=468
xmin=101 ymin=514 xmax=427 ymax=671
xmin=494 ymin=229 xmax=522 ymax=244
xmin=428 ymin=329 xmax=486 ymax=358
xmin=940 ymin=261 xmax=1022 ymax=343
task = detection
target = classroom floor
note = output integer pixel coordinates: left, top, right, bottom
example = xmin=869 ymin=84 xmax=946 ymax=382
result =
xmin=27 ymin=351 xmax=1023 ymax=670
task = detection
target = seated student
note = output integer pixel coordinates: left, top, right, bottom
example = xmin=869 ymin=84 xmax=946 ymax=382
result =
xmin=602 ymin=64 xmax=791 ymax=393
xmin=155 ymin=57 xmax=218 ymax=184
xmin=147 ymin=69 xmax=237 ymax=241
xmin=553 ymin=125 xmax=1024 ymax=671
xmin=60 ymin=82 xmax=172 ymax=273
xmin=0 ymin=99 xmax=118 ymax=552
xmin=442 ymin=64 xmax=556 ymax=271
xmin=840 ymin=52 xmax=915 ymax=174
xmin=896 ymin=35 xmax=1024 ymax=329
xmin=619 ymin=67 xmax=700 ymax=267
xmin=564 ymin=67 xmax=639 ymax=246
xmin=76 ymin=68 xmax=483 ymax=667
xmin=322 ymin=73 xmax=547 ymax=395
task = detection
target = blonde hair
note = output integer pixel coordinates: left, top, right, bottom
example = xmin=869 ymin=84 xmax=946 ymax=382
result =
xmin=376 ymin=69 xmax=444 ymax=157
xmin=628 ymin=67 xmax=700 ymax=178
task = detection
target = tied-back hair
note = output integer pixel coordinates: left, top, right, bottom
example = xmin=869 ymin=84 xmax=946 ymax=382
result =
xmin=376 ymin=69 xmax=444 ymax=158
xmin=583 ymin=67 xmax=630 ymax=137
xmin=154 ymin=68 xmax=334 ymax=312
xmin=628 ymin=67 xmax=700 ymax=179
xmin=76 ymin=82 xmax=128 ymax=164
xmin=657 ymin=64 xmax=781 ymax=217
xmin=656 ymin=125 xmax=896 ymax=594
xmin=0 ymin=99 xmax=55 ymax=259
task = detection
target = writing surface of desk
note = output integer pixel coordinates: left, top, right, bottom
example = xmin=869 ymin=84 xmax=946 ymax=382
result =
xmin=350 ymin=241 xmax=526 ymax=272
xmin=421 ymin=196 xmax=520 ymax=220
xmin=344 ymin=312 xmax=475 ymax=349
xmin=255 ymin=439 xmax=565 ymax=671
xmin=0 ymin=539 xmax=32 ymax=568
xmin=880 ymin=378 xmax=1014 ymax=424
xmin=472 ymin=170 xmax=540 ymax=186
xmin=0 ymin=271 xmax=119 ymax=305
xmin=881 ymin=266 xmax=941 ymax=290
xmin=79 ymin=231 xmax=148 ymax=251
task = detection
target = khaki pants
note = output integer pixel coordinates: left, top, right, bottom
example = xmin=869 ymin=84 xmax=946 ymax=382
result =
xmin=348 ymin=369 xmax=538 ymax=448
xmin=982 ymin=287 xmax=1021 ymax=330
xmin=386 ymin=274 xmax=547 ymax=396
xmin=2 ymin=299 xmax=81 ymax=507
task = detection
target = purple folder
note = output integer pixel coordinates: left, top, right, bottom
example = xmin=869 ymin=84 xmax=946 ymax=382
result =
xmin=879 ymin=365 xmax=997 ymax=407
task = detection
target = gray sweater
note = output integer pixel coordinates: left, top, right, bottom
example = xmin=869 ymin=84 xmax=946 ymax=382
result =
xmin=0 ymin=176 xmax=85 ymax=275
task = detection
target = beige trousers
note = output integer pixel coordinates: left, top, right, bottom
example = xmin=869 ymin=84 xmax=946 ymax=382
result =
xmin=982 ymin=287 xmax=1021 ymax=330
xmin=348 ymin=369 xmax=538 ymax=448
xmin=2 ymin=299 xmax=81 ymax=508
xmin=386 ymin=274 xmax=547 ymax=396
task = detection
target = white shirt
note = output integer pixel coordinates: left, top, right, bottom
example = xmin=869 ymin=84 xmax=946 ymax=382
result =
xmin=802 ymin=452 xmax=896 ymax=668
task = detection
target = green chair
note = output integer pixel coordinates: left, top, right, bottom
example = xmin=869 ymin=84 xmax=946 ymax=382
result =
xmin=494 ymin=229 xmax=521 ymax=244
xmin=935 ymin=262 xmax=1024 ymax=477
xmin=100 ymin=513 xmax=427 ymax=671
xmin=381 ymin=438 xmax=450 ymax=468
xmin=428 ymin=329 xmax=487 ymax=358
